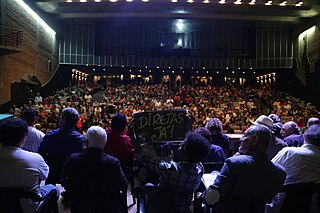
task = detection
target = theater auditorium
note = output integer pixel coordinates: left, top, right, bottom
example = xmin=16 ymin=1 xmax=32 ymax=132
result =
xmin=0 ymin=0 xmax=320 ymax=213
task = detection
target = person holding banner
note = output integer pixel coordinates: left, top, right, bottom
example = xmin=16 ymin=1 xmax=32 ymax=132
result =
xmin=136 ymin=131 xmax=211 ymax=213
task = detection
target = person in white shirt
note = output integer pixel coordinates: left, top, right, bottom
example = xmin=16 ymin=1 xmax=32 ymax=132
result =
xmin=21 ymin=109 xmax=45 ymax=153
xmin=0 ymin=118 xmax=59 ymax=213
xmin=34 ymin=93 xmax=43 ymax=104
xmin=266 ymin=124 xmax=320 ymax=213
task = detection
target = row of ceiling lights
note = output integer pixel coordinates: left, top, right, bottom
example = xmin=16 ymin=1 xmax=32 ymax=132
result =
xmin=90 ymin=68 xmax=256 ymax=74
xmin=66 ymin=0 xmax=304 ymax=6
xmin=86 ymin=64 xmax=255 ymax=70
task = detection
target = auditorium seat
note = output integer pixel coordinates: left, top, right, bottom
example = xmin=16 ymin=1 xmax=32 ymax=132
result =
xmin=133 ymin=186 xmax=190 ymax=213
xmin=63 ymin=178 xmax=128 ymax=213
xmin=281 ymin=182 xmax=320 ymax=213
xmin=0 ymin=187 xmax=58 ymax=213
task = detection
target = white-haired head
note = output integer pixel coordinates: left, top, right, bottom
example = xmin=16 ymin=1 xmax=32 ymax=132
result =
xmin=86 ymin=126 xmax=107 ymax=149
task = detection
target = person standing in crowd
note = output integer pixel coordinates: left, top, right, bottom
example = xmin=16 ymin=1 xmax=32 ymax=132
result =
xmin=21 ymin=109 xmax=45 ymax=153
xmin=103 ymin=113 xmax=135 ymax=178
xmin=252 ymin=115 xmax=287 ymax=159
xmin=61 ymin=126 xmax=127 ymax=212
xmin=137 ymin=131 xmax=211 ymax=213
xmin=0 ymin=118 xmax=59 ymax=213
xmin=34 ymin=93 xmax=43 ymax=104
xmin=281 ymin=121 xmax=304 ymax=147
xmin=39 ymin=107 xmax=85 ymax=184
xmin=205 ymin=118 xmax=231 ymax=157
xmin=266 ymin=124 xmax=320 ymax=212
xmin=203 ymin=125 xmax=286 ymax=213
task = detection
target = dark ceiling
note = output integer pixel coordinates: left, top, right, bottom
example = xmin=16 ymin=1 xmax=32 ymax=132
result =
xmin=27 ymin=0 xmax=320 ymax=24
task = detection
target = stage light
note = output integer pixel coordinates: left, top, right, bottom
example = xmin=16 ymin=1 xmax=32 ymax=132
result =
xmin=172 ymin=0 xmax=178 ymax=2
xmin=66 ymin=0 xmax=72 ymax=2
xmin=142 ymin=0 xmax=149 ymax=2
xmin=94 ymin=0 xmax=101 ymax=2
xmin=279 ymin=1 xmax=287 ymax=6
xmin=219 ymin=0 xmax=226 ymax=4
xmin=295 ymin=1 xmax=303 ymax=6
xmin=234 ymin=0 xmax=242 ymax=5
xmin=203 ymin=0 xmax=210 ymax=3
xmin=126 ymin=0 xmax=133 ymax=2
xmin=187 ymin=0 xmax=194 ymax=3
xmin=110 ymin=0 xmax=117 ymax=2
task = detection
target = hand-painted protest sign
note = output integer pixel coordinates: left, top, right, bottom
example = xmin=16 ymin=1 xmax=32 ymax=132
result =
xmin=132 ymin=109 xmax=191 ymax=142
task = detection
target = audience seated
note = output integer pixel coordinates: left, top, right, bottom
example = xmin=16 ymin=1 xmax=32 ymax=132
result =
xmin=136 ymin=131 xmax=211 ymax=213
xmin=203 ymin=125 xmax=286 ymax=213
xmin=194 ymin=127 xmax=226 ymax=163
xmin=266 ymin=124 xmax=320 ymax=213
xmin=39 ymin=107 xmax=85 ymax=184
xmin=252 ymin=115 xmax=287 ymax=159
xmin=103 ymin=113 xmax=135 ymax=178
xmin=21 ymin=109 xmax=45 ymax=153
xmin=61 ymin=126 xmax=128 ymax=213
xmin=281 ymin=121 xmax=304 ymax=147
xmin=205 ymin=118 xmax=232 ymax=157
xmin=0 ymin=118 xmax=59 ymax=213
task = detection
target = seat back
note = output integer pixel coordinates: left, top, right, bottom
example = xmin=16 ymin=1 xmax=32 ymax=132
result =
xmin=281 ymin=182 xmax=320 ymax=213
xmin=0 ymin=187 xmax=43 ymax=213
xmin=64 ymin=178 xmax=127 ymax=213
xmin=202 ymin=162 xmax=224 ymax=173
xmin=134 ymin=186 xmax=191 ymax=213
xmin=212 ymin=194 xmax=267 ymax=213
xmin=43 ymin=155 xmax=68 ymax=184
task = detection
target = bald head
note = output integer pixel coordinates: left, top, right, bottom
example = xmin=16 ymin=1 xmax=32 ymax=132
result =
xmin=239 ymin=124 xmax=271 ymax=155
xmin=307 ymin=117 xmax=320 ymax=128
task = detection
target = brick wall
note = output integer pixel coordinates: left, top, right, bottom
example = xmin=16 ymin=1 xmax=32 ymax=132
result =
xmin=0 ymin=0 xmax=58 ymax=104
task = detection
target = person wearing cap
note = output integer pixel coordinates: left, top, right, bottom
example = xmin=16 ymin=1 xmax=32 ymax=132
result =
xmin=202 ymin=125 xmax=286 ymax=213
xmin=39 ymin=107 xmax=85 ymax=184
xmin=252 ymin=115 xmax=287 ymax=159
xmin=281 ymin=121 xmax=304 ymax=147
xmin=103 ymin=113 xmax=135 ymax=178
xmin=61 ymin=126 xmax=127 ymax=212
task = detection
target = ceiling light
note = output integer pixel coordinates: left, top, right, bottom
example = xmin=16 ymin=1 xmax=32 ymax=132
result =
xmin=265 ymin=0 xmax=272 ymax=5
xmin=248 ymin=0 xmax=255 ymax=5
xmin=219 ymin=0 xmax=226 ymax=4
xmin=187 ymin=0 xmax=194 ymax=3
xmin=126 ymin=0 xmax=133 ymax=2
xmin=295 ymin=1 xmax=303 ymax=6
xmin=142 ymin=0 xmax=149 ymax=2
xmin=94 ymin=0 xmax=101 ymax=2
xmin=80 ymin=0 xmax=86 ymax=2
xmin=234 ymin=0 xmax=242 ymax=5
xmin=279 ymin=1 xmax=287 ymax=6
xmin=172 ymin=0 xmax=178 ymax=2
xmin=66 ymin=0 xmax=72 ymax=2
xmin=203 ymin=0 xmax=210 ymax=3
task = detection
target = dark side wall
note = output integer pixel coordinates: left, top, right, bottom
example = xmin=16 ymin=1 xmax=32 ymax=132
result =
xmin=0 ymin=0 xmax=59 ymax=105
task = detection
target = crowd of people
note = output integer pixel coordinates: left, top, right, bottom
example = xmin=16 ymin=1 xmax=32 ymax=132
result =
xmin=8 ymin=82 xmax=320 ymax=136
xmin=1 ymin=81 xmax=320 ymax=213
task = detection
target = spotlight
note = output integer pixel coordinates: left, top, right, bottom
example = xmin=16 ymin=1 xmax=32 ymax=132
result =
xmin=219 ymin=0 xmax=226 ymax=4
xmin=234 ymin=0 xmax=241 ymax=5
xmin=295 ymin=1 xmax=303 ymax=6
xmin=279 ymin=1 xmax=287 ymax=6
